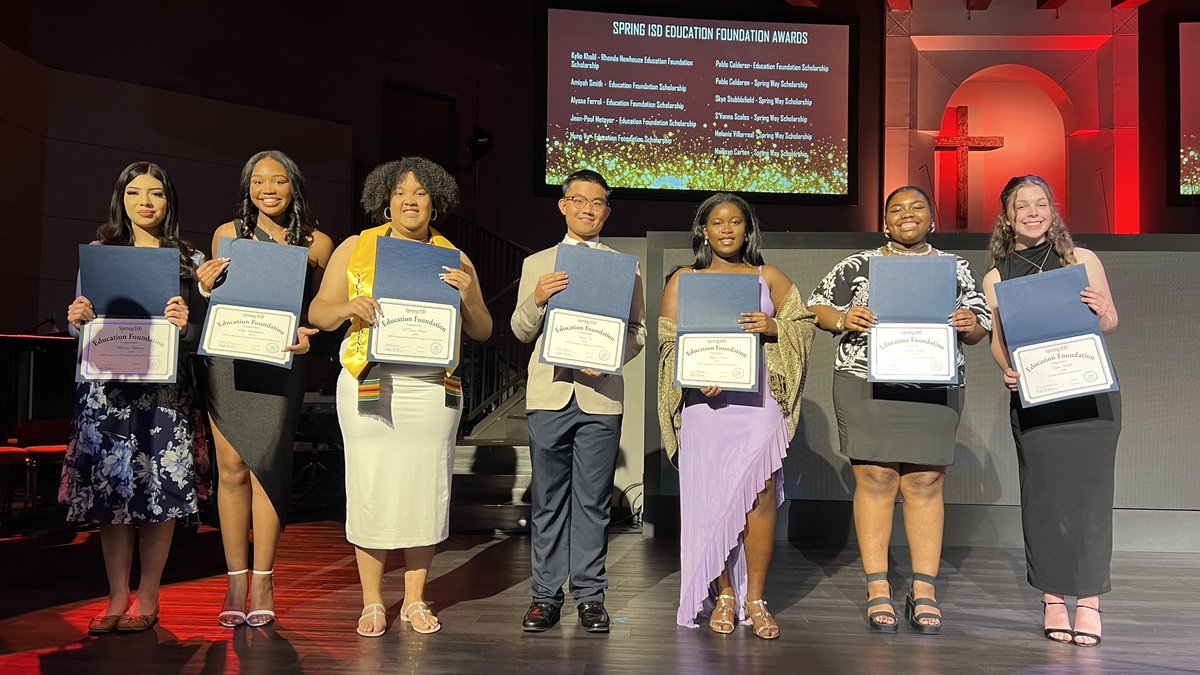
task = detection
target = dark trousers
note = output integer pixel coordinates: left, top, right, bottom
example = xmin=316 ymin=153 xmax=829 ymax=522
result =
xmin=527 ymin=396 xmax=621 ymax=608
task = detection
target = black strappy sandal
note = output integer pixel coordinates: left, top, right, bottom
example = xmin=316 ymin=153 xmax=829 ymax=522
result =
xmin=1072 ymin=604 xmax=1103 ymax=647
xmin=905 ymin=572 xmax=942 ymax=635
xmin=865 ymin=571 xmax=899 ymax=633
xmin=1041 ymin=600 xmax=1073 ymax=643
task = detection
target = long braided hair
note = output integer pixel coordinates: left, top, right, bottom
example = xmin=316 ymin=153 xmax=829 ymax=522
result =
xmin=233 ymin=150 xmax=318 ymax=245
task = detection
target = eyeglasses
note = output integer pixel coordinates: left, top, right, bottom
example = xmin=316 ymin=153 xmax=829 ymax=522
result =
xmin=563 ymin=195 xmax=609 ymax=211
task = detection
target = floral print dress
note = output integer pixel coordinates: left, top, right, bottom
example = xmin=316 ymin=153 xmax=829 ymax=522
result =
xmin=59 ymin=249 xmax=210 ymax=524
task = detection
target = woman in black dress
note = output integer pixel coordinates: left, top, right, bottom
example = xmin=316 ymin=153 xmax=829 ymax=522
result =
xmin=196 ymin=150 xmax=333 ymax=627
xmin=980 ymin=175 xmax=1120 ymax=647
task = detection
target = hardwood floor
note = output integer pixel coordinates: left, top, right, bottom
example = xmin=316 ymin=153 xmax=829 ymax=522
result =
xmin=0 ymin=521 xmax=1195 ymax=674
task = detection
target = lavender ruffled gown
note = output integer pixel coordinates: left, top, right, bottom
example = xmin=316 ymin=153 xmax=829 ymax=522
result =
xmin=677 ymin=277 xmax=789 ymax=627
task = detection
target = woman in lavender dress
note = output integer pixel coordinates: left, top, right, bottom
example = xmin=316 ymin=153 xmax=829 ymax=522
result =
xmin=658 ymin=193 xmax=815 ymax=639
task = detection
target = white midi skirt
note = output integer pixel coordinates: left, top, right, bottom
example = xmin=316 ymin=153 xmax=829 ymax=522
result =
xmin=336 ymin=360 xmax=460 ymax=550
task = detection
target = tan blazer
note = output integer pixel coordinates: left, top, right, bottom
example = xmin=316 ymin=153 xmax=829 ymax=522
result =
xmin=511 ymin=244 xmax=646 ymax=415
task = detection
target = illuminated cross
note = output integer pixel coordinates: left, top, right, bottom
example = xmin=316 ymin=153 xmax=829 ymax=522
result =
xmin=935 ymin=106 xmax=1004 ymax=230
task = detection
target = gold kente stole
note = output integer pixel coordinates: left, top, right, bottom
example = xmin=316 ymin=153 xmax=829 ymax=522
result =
xmin=341 ymin=223 xmax=463 ymax=405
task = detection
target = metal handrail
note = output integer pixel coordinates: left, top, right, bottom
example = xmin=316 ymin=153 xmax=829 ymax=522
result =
xmin=435 ymin=215 xmax=536 ymax=434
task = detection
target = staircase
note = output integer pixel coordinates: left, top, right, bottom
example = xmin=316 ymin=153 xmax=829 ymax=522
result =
xmin=450 ymin=390 xmax=532 ymax=533
xmin=432 ymin=214 xmax=537 ymax=533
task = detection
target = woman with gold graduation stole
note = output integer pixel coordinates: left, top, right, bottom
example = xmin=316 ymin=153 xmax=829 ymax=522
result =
xmin=309 ymin=157 xmax=492 ymax=637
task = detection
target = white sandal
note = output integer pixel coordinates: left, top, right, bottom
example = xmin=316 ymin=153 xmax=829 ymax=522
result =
xmin=218 ymin=569 xmax=248 ymax=628
xmin=402 ymin=601 xmax=442 ymax=634
xmin=357 ymin=603 xmax=387 ymax=637
xmin=245 ymin=569 xmax=276 ymax=627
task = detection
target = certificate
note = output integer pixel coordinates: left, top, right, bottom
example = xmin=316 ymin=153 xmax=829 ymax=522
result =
xmin=995 ymin=265 xmax=1119 ymax=407
xmin=200 ymin=305 xmax=298 ymax=367
xmin=539 ymin=243 xmax=638 ymax=375
xmin=867 ymin=255 xmax=959 ymax=385
xmin=1012 ymin=334 xmax=1116 ymax=406
xmin=540 ymin=308 xmax=627 ymax=373
xmin=369 ymin=298 xmax=458 ymax=367
xmin=199 ymin=238 xmax=308 ymax=369
xmin=79 ymin=317 xmax=178 ymax=383
xmin=369 ymin=237 xmax=462 ymax=369
xmin=868 ymin=323 xmax=956 ymax=384
xmin=675 ymin=332 xmax=758 ymax=392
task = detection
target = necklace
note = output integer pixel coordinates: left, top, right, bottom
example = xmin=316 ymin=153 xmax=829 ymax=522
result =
xmin=1012 ymin=245 xmax=1052 ymax=273
xmin=885 ymin=241 xmax=932 ymax=256
xmin=254 ymin=220 xmax=287 ymax=243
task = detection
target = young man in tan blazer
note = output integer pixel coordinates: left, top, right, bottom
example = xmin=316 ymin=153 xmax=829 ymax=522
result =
xmin=511 ymin=169 xmax=646 ymax=633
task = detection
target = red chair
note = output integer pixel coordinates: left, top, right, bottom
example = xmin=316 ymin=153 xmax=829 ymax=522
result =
xmin=0 ymin=444 xmax=32 ymax=519
xmin=12 ymin=419 xmax=70 ymax=510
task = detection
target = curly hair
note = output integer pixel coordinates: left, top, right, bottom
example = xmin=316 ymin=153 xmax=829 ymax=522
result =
xmin=97 ymin=161 xmax=195 ymax=278
xmin=233 ymin=150 xmax=319 ymax=246
xmin=986 ymin=175 xmax=1075 ymax=270
xmin=360 ymin=157 xmax=460 ymax=225
xmin=667 ymin=192 xmax=765 ymax=280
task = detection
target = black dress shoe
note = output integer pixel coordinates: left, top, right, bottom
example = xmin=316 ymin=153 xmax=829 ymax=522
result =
xmin=522 ymin=601 xmax=561 ymax=632
xmin=577 ymin=601 xmax=610 ymax=633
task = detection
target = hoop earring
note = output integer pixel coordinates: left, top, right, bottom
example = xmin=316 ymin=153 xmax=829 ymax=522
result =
xmin=930 ymin=222 xmax=936 ymax=233
xmin=430 ymin=208 xmax=438 ymax=222
xmin=384 ymin=207 xmax=392 ymax=221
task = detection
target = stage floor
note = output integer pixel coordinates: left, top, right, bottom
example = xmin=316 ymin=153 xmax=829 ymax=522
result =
xmin=0 ymin=521 xmax=1195 ymax=674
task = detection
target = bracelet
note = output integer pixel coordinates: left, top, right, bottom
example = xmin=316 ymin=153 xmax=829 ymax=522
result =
xmin=834 ymin=314 xmax=845 ymax=332
xmin=198 ymin=285 xmax=212 ymax=299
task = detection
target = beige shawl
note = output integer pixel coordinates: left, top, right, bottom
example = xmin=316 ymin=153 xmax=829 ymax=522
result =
xmin=657 ymin=284 xmax=816 ymax=466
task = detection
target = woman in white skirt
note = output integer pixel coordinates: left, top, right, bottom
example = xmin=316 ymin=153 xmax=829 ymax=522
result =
xmin=309 ymin=157 xmax=492 ymax=637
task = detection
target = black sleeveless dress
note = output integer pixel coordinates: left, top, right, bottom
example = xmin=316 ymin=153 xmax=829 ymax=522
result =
xmin=997 ymin=241 xmax=1121 ymax=597
xmin=203 ymin=228 xmax=317 ymax=527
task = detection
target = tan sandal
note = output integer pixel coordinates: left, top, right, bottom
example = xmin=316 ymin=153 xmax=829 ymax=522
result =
xmin=402 ymin=601 xmax=442 ymax=635
xmin=116 ymin=606 xmax=159 ymax=632
xmin=88 ymin=611 xmax=129 ymax=635
xmin=708 ymin=594 xmax=736 ymax=635
xmin=745 ymin=599 xmax=779 ymax=640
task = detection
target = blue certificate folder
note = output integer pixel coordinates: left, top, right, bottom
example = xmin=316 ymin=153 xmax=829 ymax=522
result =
xmin=867 ymin=255 xmax=958 ymax=384
xmin=995 ymin=265 xmax=1118 ymax=407
xmin=368 ymin=236 xmax=461 ymax=369
xmin=79 ymin=245 xmax=177 ymax=318
xmin=868 ymin=255 xmax=956 ymax=323
xmin=199 ymin=238 xmax=308 ymax=368
xmin=77 ymin=245 xmax=179 ymax=383
xmin=539 ymin=243 xmax=638 ymax=375
xmin=675 ymin=272 xmax=761 ymax=392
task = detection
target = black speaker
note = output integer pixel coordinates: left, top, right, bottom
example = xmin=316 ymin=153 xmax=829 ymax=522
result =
xmin=467 ymin=125 xmax=494 ymax=163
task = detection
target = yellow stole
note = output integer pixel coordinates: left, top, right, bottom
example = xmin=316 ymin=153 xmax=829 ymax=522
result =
xmin=341 ymin=223 xmax=463 ymax=403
